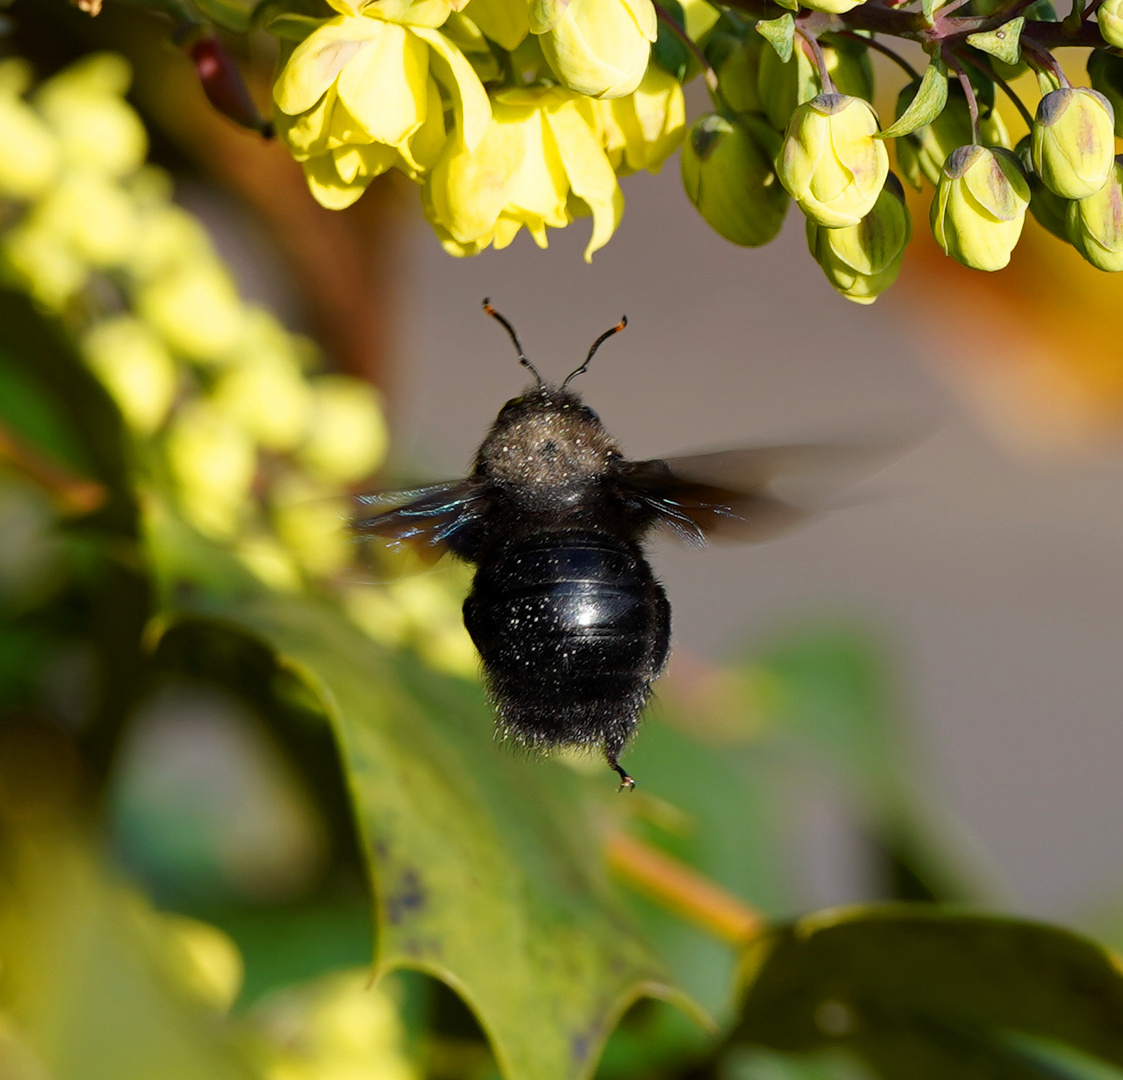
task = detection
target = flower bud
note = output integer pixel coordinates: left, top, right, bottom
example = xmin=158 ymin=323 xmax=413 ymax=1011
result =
xmin=895 ymin=82 xmax=1009 ymax=190
xmin=1031 ymin=86 xmax=1115 ymax=199
xmin=707 ymin=28 xmax=764 ymax=115
xmin=1015 ymin=133 xmax=1070 ymax=240
xmin=930 ymin=144 xmax=1029 ymax=270
xmin=1098 ymin=0 xmax=1123 ymax=49
xmin=532 ymin=0 xmax=657 ymax=99
xmin=188 ymin=35 xmax=271 ymax=136
xmin=1087 ymin=50 xmax=1123 ymax=138
xmin=777 ymin=93 xmax=888 ymax=228
xmin=681 ymin=112 xmax=789 ymax=246
xmin=806 ymin=173 xmax=911 ymax=304
xmin=1067 ymin=154 xmax=1123 ymax=271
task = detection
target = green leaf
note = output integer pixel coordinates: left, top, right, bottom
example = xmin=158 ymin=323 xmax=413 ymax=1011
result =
xmin=193 ymin=0 xmax=255 ymax=31
xmin=151 ymin=520 xmax=702 ymax=1080
xmin=728 ymin=905 xmax=1123 ymax=1079
xmin=966 ymin=17 xmax=1024 ymax=66
xmin=921 ymin=0 xmax=938 ymax=27
xmin=878 ymin=60 xmax=947 ymax=140
xmin=755 ymin=14 xmax=795 ymax=64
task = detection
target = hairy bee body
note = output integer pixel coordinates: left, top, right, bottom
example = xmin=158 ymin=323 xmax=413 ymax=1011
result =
xmin=463 ymin=530 xmax=670 ymax=762
xmin=354 ymin=303 xmax=854 ymax=788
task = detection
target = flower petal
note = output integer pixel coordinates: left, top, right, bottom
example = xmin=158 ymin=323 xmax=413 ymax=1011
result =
xmin=412 ymin=26 xmax=491 ymax=150
xmin=543 ymin=98 xmax=622 ymax=259
xmin=273 ymin=16 xmax=379 ymax=116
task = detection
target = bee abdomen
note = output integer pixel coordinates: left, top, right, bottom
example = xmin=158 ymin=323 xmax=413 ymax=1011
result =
xmin=463 ymin=532 xmax=670 ymax=753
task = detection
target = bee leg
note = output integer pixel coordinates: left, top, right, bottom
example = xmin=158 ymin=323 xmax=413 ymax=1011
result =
xmin=606 ymin=753 xmax=635 ymax=792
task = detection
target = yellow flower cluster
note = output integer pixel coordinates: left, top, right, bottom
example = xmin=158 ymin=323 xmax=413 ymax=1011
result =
xmin=0 ymin=54 xmax=473 ymax=677
xmin=270 ymin=0 xmax=686 ymax=259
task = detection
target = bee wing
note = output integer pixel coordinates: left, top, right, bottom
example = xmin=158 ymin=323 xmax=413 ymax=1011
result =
xmin=352 ymin=479 xmax=485 ymax=561
xmin=616 ymin=442 xmax=893 ymax=544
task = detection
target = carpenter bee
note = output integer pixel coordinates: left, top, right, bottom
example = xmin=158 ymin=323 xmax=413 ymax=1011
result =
xmin=355 ymin=301 xmax=860 ymax=789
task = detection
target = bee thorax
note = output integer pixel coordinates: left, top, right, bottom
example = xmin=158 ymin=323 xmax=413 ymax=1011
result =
xmin=477 ymin=407 xmax=619 ymax=486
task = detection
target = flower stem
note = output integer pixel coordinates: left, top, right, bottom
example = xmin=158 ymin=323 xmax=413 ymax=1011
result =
xmin=653 ymin=1 xmax=720 ymax=96
xmin=798 ymin=28 xmax=837 ymax=94
xmin=837 ymin=29 xmax=921 ymax=79
xmin=943 ymin=47 xmax=981 ymax=142
xmin=961 ymin=50 xmax=1036 ymax=130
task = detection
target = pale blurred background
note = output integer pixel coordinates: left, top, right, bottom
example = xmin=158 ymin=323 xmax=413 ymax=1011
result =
xmin=372 ymin=166 xmax=1123 ymax=924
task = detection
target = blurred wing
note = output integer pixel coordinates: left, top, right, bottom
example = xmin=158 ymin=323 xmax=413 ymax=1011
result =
xmin=616 ymin=442 xmax=895 ymax=544
xmin=352 ymin=480 xmax=485 ymax=561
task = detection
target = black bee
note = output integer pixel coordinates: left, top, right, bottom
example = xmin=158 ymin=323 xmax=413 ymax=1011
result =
xmin=355 ymin=301 xmax=848 ymax=789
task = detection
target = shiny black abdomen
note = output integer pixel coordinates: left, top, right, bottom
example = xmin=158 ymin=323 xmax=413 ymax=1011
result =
xmin=463 ymin=532 xmax=670 ymax=755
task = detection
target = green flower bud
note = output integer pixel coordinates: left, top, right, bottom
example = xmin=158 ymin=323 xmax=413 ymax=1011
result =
xmin=757 ymin=36 xmax=873 ymax=131
xmin=930 ymin=144 xmax=1030 ymax=271
xmin=681 ymin=112 xmax=789 ymax=246
xmin=1015 ymin=133 xmax=1070 ymax=240
xmin=1031 ymin=86 xmax=1115 ymax=199
xmin=778 ymin=93 xmax=888 ymax=228
xmin=1098 ymin=0 xmax=1123 ymax=49
xmin=896 ymin=82 xmax=1009 ymax=190
xmin=1087 ymin=50 xmax=1123 ymax=138
xmin=707 ymin=29 xmax=764 ymax=115
xmin=1067 ymin=155 xmax=1123 ymax=270
xmin=807 ymin=173 xmax=911 ymax=304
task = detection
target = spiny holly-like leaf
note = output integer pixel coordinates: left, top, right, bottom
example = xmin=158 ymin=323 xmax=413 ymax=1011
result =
xmin=966 ymin=17 xmax=1025 ymax=67
xmin=878 ymin=60 xmax=947 ymax=140
xmin=756 ymin=15 xmax=795 ymax=63
xmin=726 ymin=904 xmax=1123 ymax=1079
xmin=148 ymin=516 xmax=701 ymax=1080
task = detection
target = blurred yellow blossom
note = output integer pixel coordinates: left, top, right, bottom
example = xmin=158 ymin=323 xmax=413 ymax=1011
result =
xmin=254 ymin=971 xmax=418 ymax=1080
xmin=271 ymin=473 xmax=354 ymax=576
xmin=2 ymin=222 xmax=87 ymax=308
xmin=137 ymin=261 xmax=248 ymax=363
xmin=166 ymin=402 xmax=258 ymax=538
xmin=32 ymin=169 xmax=140 ymax=268
xmin=424 ymin=85 xmax=622 ymax=260
xmin=82 ymin=317 xmax=178 ymax=434
xmin=298 ymin=376 xmax=389 ymax=484
xmin=34 ymin=54 xmax=147 ymax=177
xmin=0 ymin=63 xmax=59 ymax=198
xmin=211 ymin=314 xmax=313 ymax=452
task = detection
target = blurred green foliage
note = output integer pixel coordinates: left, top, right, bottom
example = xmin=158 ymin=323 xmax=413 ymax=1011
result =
xmin=3 ymin=30 xmax=1123 ymax=1080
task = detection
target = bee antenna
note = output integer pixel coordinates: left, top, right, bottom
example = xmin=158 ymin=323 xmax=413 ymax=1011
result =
xmin=562 ymin=315 xmax=627 ymax=388
xmin=482 ymin=298 xmax=544 ymax=388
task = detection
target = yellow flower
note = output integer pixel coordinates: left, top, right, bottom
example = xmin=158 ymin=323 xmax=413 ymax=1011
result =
xmin=273 ymin=13 xmax=490 ymax=208
xmin=777 ymin=93 xmax=888 ymax=227
xmin=806 ymin=174 xmax=911 ymax=304
xmin=1031 ymin=86 xmax=1116 ymax=200
xmin=585 ymin=66 xmax=685 ymax=175
xmin=530 ymin=0 xmax=657 ymax=99
xmin=930 ymin=144 xmax=1029 ymax=271
xmin=423 ymin=86 xmax=623 ymax=260
xmin=297 ymin=376 xmax=388 ymax=484
xmin=1067 ymin=154 xmax=1123 ymax=271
